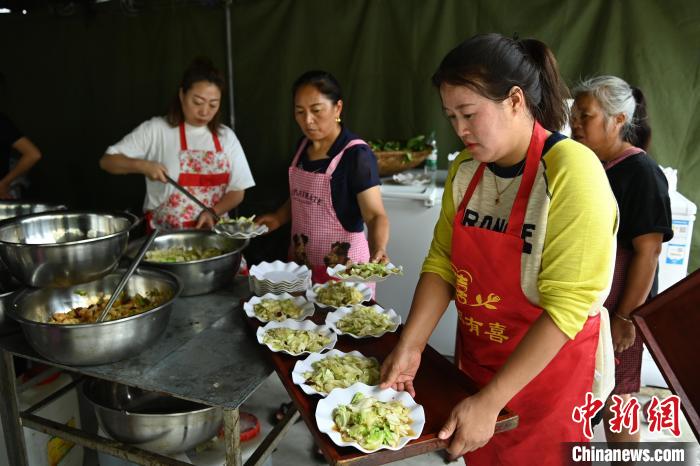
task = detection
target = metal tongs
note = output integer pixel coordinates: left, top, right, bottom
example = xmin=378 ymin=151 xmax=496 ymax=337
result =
xmin=96 ymin=228 xmax=160 ymax=323
xmin=164 ymin=174 xmax=220 ymax=222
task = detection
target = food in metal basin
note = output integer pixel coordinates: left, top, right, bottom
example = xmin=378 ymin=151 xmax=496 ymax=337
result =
xmin=145 ymin=246 xmax=225 ymax=262
xmin=49 ymin=289 xmax=171 ymax=324
xmin=333 ymin=392 xmax=414 ymax=450
xmin=304 ymin=355 xmax=380 ymax=395
xmin=316 ymin=282 xmax=364 ymax=307
xmin=254 ymin=298 xmax=304 ymax=322
xmin=262 ymin=327 xmax=331 ymax=353
xmin=336 ymin=305 xmax=395 ymax=337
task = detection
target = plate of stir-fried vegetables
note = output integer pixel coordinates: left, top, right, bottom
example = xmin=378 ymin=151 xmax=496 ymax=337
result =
xmin=292 ymin=349 xmax=380 ymax=396
xmin=316 ymin=382 xmax=424 ymax=453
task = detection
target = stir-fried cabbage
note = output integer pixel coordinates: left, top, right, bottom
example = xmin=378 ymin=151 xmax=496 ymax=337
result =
xmin=316 ymin=282 xmax=364 ymax=307
xmin=145 ymin=246 xmax=224 ymax=262
xmin=262 ymin=327 xmax=331 ymax=353
xmin=333 ymin=392 xmax=414 ymax=450
xmin=337 ymin=263 xmax=401 ymax=279
xmin=304 ymin=355 xmax=379 ymax=394
xmin=253 ymin=298 xmax=304 ymax=322
xmin=217 ymin=215 xmax=257 ymax=232
xmin=336 ymin=305 xmax=395 ymax=337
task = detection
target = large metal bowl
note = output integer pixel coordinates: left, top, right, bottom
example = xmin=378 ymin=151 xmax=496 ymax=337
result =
xmin=127 ymin=230 xmax=248 ymax=296
xmin=83 ymin=379 xmax=222 ymax=454
xmin=8 ymin=267 xmax=182 ymax=366
xmin=0 ymin=201 xmax=66 ymax=221
xmin=0 ymin=211 xmax=137 ymax=288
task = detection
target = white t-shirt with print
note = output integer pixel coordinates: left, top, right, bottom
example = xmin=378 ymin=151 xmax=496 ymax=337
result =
xmin=106 ymin=116 xmax=255 ymax=211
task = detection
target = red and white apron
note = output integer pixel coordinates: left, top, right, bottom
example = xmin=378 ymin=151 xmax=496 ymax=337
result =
xmin=288 ymin=138 xmax=370 ymax=285
xmin=147 ymin=123 xmax=231 ymax=230
xmin=603 ymin=147 xmax=645 ymax=395
xmin=452 ymin=121 xmax=600 ymax=465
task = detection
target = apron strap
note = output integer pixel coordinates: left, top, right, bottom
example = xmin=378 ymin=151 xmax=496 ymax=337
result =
xmin=178 ymin=122 xmax=224 ymax=152
xmin=457 ymin=163 xmax=487 ymax=214
xmin=290 ymin=138 xmax=308 ymax=167
xmin=506 ymin=121 xmax=547 ymax=236
xmin=326 ymin=139 xmax=367 ymax=175
xmin=604 ymin=147 xmax=643 ymax=171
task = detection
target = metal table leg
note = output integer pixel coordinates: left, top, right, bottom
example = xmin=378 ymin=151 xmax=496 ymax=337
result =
xmin=0 ymin=351 xmax=28 ymax=466
xmin=224 ymin=407 xmax=242 ymax=466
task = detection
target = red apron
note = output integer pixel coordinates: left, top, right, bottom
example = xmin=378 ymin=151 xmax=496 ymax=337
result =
xmin=146 ymin=122 xmax=231 ymax=230
xmin=288 ymin=138 xmax=371 ymax=287
xmin=452 ymin=122 xmax=600 ymax=465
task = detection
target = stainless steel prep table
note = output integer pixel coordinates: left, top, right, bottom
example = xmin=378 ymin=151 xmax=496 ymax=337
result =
xmin=0 ymin=277 xmax=294 ymax=466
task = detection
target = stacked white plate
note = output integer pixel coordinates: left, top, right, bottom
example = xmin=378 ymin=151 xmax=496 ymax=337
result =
xmin=248 ymin=260 xmax=311 ymax=295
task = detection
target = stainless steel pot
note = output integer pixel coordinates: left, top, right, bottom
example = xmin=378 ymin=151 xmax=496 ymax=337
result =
xmin=8 ymin=267 xmax=182 ymax=366
xmin=0 ymin=211 xmax=137 ymax=287
xmin=127 ymin=230 xmax=248 ymax=296
xmin=82 ymin=379 xmax=222 ymax=454
xmin=0 ymin=201 xmax=66 ymax=221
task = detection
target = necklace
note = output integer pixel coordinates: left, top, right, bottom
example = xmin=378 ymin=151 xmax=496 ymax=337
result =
xmin=492 ymin=161 xmax=525 ymax=205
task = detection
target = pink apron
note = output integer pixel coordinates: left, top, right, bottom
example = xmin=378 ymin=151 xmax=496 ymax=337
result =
xmin=452 ymin=122 xmax=600 ymax=465
xmin=147 ymin=122 xmax=231 ymax=230
xmin=288 ymin=138 xmax=371 ymax=285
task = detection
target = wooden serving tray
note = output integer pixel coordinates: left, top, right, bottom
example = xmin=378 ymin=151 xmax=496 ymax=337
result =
xmin=632 ymin=268 xmax=700 ymax=440
xmin=246 ymin=308 xmax=518 ymax=466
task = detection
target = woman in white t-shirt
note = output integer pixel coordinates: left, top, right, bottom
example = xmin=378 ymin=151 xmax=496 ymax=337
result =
xmin=100 ymin=58 xmax=255 ymax=230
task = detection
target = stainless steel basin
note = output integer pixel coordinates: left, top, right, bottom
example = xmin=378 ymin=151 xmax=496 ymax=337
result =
xmin=0 ymin=201 xmax=66 ymax=221
xmin=0 ymin=211 xmax=136 ymax=287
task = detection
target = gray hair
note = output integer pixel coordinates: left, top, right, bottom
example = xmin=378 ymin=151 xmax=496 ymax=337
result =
xmin=572 ymin=75 xmax=636 ymax=141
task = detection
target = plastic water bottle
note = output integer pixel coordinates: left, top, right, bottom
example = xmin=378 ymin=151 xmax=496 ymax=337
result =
xmin=424 ymin=134 xmax=438 ymax=183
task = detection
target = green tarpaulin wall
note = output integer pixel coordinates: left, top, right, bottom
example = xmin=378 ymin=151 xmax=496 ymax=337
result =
xmin=1 ymin=0 xmax=699 ymax=271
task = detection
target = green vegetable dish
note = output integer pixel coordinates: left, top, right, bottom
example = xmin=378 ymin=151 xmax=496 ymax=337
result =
xmin=338 ymin=263 xmax=401 ymax=279
xmin=262 ymin=327 xmax=331 ymax=354
xmin=253 ymin=299 xmax=304 ymax=322
xmin=333 ymin=392 xmax=414 ymax=450
xmin=145 ymin=246 xmax=224 ymax=263
xmin=336 ymin=305 xmax=395 ymax=337
xmin=304 ymin=355 xmax=380 ymax=394
xmin=316 ymin=282 xmax=365 ymax=307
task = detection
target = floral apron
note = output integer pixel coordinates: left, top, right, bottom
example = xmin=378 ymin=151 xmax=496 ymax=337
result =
xmin=288 ymin=138 xmax=371 ymax=286
xmin=147 ymin=122 xmax=231 ymax=230
xmin=452 ymin=121 xmax=600 ymax=465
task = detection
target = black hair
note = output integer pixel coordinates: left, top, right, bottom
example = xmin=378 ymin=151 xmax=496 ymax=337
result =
xmin=166 ymin=57 xmax=226 ymax=133
xmin=628 ymin=87 xmax=651 ymax=151
xmin=292 ymin=70 xmax=342 ymax=104
xmin=431 ymin=33 xmax=570 ymax=131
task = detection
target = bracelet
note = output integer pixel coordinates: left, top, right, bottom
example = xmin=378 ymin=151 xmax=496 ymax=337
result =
xmin=614 ymin=313 xmax=633 ymax=323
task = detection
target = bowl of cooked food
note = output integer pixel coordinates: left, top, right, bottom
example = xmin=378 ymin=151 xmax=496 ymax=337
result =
xmin=8 ymin=267 xmax=182 ymax=366
xmin=126 ymin=230 xmax=248 ymax=296
xmin=0 ymin=211 xmax=137 ymax=288
xmin=82 ymin=378 xmax=222 ymax=454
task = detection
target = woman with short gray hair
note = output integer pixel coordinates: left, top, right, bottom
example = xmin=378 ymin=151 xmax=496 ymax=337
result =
xmin=571 ymin=76 xmax=673 ymax=444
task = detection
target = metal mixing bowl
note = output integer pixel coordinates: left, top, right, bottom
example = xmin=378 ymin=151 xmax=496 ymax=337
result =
xmin=0 ymin=201 xmax=66 ymax=221
xmin=0 ymin=211 xmax=137 ymax=287
xmin=8 ymin=267 xmax=182 ymax=366
xmin=82 ymin=379 xmax=222 ymax=454
xmin=127 ymin=230 xmax=248 ymax=296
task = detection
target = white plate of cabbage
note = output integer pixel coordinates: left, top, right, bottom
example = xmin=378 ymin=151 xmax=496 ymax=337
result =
xmin=213 ymin=215 xmax=269 ymax=239
xmin=325 ymin=304 xmax=401 ymax=338
xmin=326 ymin=262 xmax=403 ymax=282
xmin=244 ymin=293 xmax=315 ymax=322
xmin=315 ymin=382 xmax=424 ymax=453
xmin=292 ymin=349 xmax=380 ymax=396
xmin=305 ymin=281 xmax=372 ymax=309
xmin=256 ymin=319 xmax=336 ymax=356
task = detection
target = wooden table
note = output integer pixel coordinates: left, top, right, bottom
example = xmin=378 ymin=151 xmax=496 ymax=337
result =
xmin=247 ymin=311 xmax=518 ymax=466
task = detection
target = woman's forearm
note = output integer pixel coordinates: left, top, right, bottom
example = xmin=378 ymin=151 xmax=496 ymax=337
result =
xmin=399 ymin=272 xmax=454 ymax=351
xmin=478 ymin=312 xmax=569 ymax=410
xmin=1 ymin=137 xmax=42 ymax=185
xmin=275 ymin=199 xmax=292 ymax=225
xmin=366 ymin=213 xmax=389 ymax=256
xmin=615 ymin=235 xmax=663 ymax=317
xmin=99 ymin=153 xmax=146 ymax=175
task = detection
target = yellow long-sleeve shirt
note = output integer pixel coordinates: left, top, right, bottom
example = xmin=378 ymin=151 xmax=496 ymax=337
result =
xmin=422 ymin=136 xmax=618 ymax=339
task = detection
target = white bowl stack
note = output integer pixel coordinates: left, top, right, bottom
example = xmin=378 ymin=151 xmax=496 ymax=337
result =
xmin=248 ymin=260 xmax=312 ymax=295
